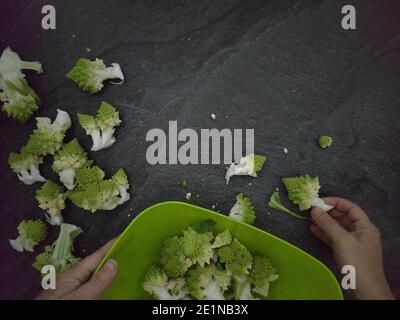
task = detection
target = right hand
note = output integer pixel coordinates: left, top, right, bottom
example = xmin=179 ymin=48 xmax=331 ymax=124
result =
xmin=310 ymin=197 xmax=394 ymax=300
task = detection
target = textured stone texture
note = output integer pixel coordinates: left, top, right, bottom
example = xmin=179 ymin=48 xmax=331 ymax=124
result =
xmin=0 ymin=0 xmax=399 ymax=299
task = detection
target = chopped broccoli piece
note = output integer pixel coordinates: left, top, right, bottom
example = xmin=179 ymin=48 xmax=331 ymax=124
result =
xmin=25 ymin=109 xmax=71 ymax=156
xmin=229 ymin=193 xmax=256 ymax=225
xmin=142 ymin=265 xmax=188 ymax=300
xmin=212 ymin=230 xmax=232 ymax=249
xmin=160 ymin=236 xmax=193 ymax=277
xmin=180 ymin=180 xmax=188 ymax=188
xmin=249 ymin=256 xmax=279 ymax=298
xmin=282 ymin=175 xmax=333 ymax=211
xmin=35 ymin=180 xmax=66 ymax=226
xmin=33 ymin=223 xmax=82 ymax=273
xmin=9 ymin=219 xmax=47 ymax=252
xmin=52 ymin=139 xmax=92 ymax=190
xmin=268 ymin=191 xmax=307 ymax=220
xmin=187 ymin=264 xmax=231 ymax=300
xmin=66 ymin=166 xmax=130 ymax=212
xmin=0 ymin=47 xmax=42 ymax=123
xmin=182 ymin=227 xmax=214 ymax=267
xmin=8 ymin=146 xmax=45 ymax=185
xmin=225 ymin=153 xmax=267 ymax=184
xmin=67 ymin=58 xmax=124 ymax=93
xmin=78 ymin=101 xmax=121 ymax=151
xmin=319 ymin=135 xmax=333 ymax=148
xmin=218 ymin=239 xmax=253 ymax=277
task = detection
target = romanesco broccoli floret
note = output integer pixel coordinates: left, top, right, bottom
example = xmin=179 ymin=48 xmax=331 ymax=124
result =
xmin=212 ymin=230 xmax=232 ymax=249
xmin=268 ymin=191 xmax=307 ymax=220
xmin=319 ymin=135 xmax=333 ymax=149
xmin=182 ymin=227 xmax=214 ymax=267
xmin=217 ymin=239 xmax=252 ymax=277
xmin=142 ymin=265 xmax=188 ymax=300
xmin=77 ymin=101 xmax=121 ymax=151
xmin=67 ymin=166 xmax=130 ymax=212
xmin=229 ymin=193 xmax=256 ymax=225
xmin=282 ymin=175 xmax=333 ymax=211
xmin=67 ymin=58 xmax=124 ymax=94
xmin=248 ymin=256 xmax=279 ymax=298
xmin=52 ymin=138 xmax=92 ymax=190
xmin=0 ymin=47 xmax=42 ymax=123
xmin=187 ymin=264 xmax=231 ymax=300
xmin=33 ymin=223 xmax=82 ymax=273
xmin=9 ymin=219 xmax=47 ymax=252
xmin=25 ymin=109 xmax=71 ymax=156
xmin=112 ymin=168 xmax=130 ymax=206
xmin=160 ymin=236 xmax=193 ymax=277
xmin=35 ymin=180 xmax=66 ymax=226
xmin=225 ymin=153 xmax=267 ymax=184
xmin=8 ymin=146 xmax=45 ymax=185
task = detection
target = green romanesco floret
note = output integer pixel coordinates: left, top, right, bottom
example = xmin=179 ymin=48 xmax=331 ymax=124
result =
xmin=248 ymin=256 xmax=279 ymax=298
xmin=225 ymin=153 xmax=267 ymax=184
xmin=25 ymin=109 xmax=71 ymax=156
xmin=35 ymin=180 xmax=66 ymax=226
xmin=212 ymin=230 xmax=232 ymax=249
xmin=319 ymin=135 xmax=333 ymax=149
xmin=187 ymin=264 xmax=231 ymax=300
xmin=160 ymin=236 xmax=193 ymax=277
xmin=77 ymin=101 xmax=121 ymax=151
xmin=142 ymin=265 xmax=188 ymax=300
xmin=67 ymin=58 xmax=124 ymax=94
xmin=217 ymin=238 xmax=253 ymax=277
xmin=67 ymin=166 xmax=130 ymax=212
xmin=0 ymin=47 xmax=42 ymax=123
xmin=282 ymin=175 xmax=333 ymax=211
xmin=268 ymin=191 xmax=307 ymax=220
xmin=182 ymin=227 xmax=214 ymax=267
xmin=52 ymin=138 xmax=92 ymax=190
xmin=33 ymin=223 xmax=82 ymax=273
xmin=9 ymin=219 xmax=47 ymax=252
xmin=229 ymin=193 xmax=256 ymax=225
xmin=8 ymin=146 xmax=45 ymax=185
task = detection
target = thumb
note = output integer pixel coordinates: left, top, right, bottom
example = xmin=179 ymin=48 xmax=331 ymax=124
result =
xmin=75 ymin=259 xmax=118 ymax=300
xmin=311 ymin=207 xmax=347 ymax=244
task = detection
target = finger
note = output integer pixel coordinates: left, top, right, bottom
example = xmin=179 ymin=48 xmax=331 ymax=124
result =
xmin=74 ymin=259 xmax=118 ymax=300
xmin=310 ymin=224 xmax=330 ymax=246
xmin=311 ymin=207 xmax=348 ymax=243
xmin=65 ymin=238 xmax=117 ymax=283
xmin=323 ymin=197 xmax=369 ymax=224
xmin=330 ymin=209 xmax=354 ymax=231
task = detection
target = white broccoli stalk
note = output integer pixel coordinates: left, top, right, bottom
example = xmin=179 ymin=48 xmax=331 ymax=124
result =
xmin=67 ymin=58 xmax=124 ymax=94
xmin=8 ymin=146 xmax=45 ymax=185
xmin=225 ymin=153 xmax=267 ymax=185
xmin=282 ymin=175 xmax=333 ymax=211
xmin=77 ymin=101 xmax=121 ymax=151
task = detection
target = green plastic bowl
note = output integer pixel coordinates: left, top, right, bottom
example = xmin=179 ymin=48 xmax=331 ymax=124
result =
xmin=96 ymin=201 xmax=343 ymax=300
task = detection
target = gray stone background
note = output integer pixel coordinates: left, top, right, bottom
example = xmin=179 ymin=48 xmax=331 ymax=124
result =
xmin=0 ymin=0 xmax=399 ymax=299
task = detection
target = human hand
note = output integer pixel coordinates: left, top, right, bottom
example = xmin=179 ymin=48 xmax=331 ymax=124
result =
xmin=37 ymin=239 xmax=118 ymax=300
xmin=310 ymin=197 xmax=394 ymax=300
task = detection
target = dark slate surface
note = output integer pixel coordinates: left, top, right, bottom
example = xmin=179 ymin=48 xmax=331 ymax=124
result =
xmin=1 ymin=0 xmax=399 ymax=299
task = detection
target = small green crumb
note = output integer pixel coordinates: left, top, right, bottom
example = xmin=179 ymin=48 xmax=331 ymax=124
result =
xmin=180 ymin=180 xmax=188 ymax=188
xmin=318 ymin=135 xmax=333 ymax=149
xmin=86 ymin=47 xmax=91 ymax=53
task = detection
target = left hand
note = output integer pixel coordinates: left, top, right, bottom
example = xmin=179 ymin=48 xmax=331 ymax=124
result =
xmin=37 ymin=238 xmax=118 ymax=300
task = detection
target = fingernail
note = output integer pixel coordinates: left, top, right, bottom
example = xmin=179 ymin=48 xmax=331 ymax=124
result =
xmin=104 ymin=259 xmax=118 ymax=274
